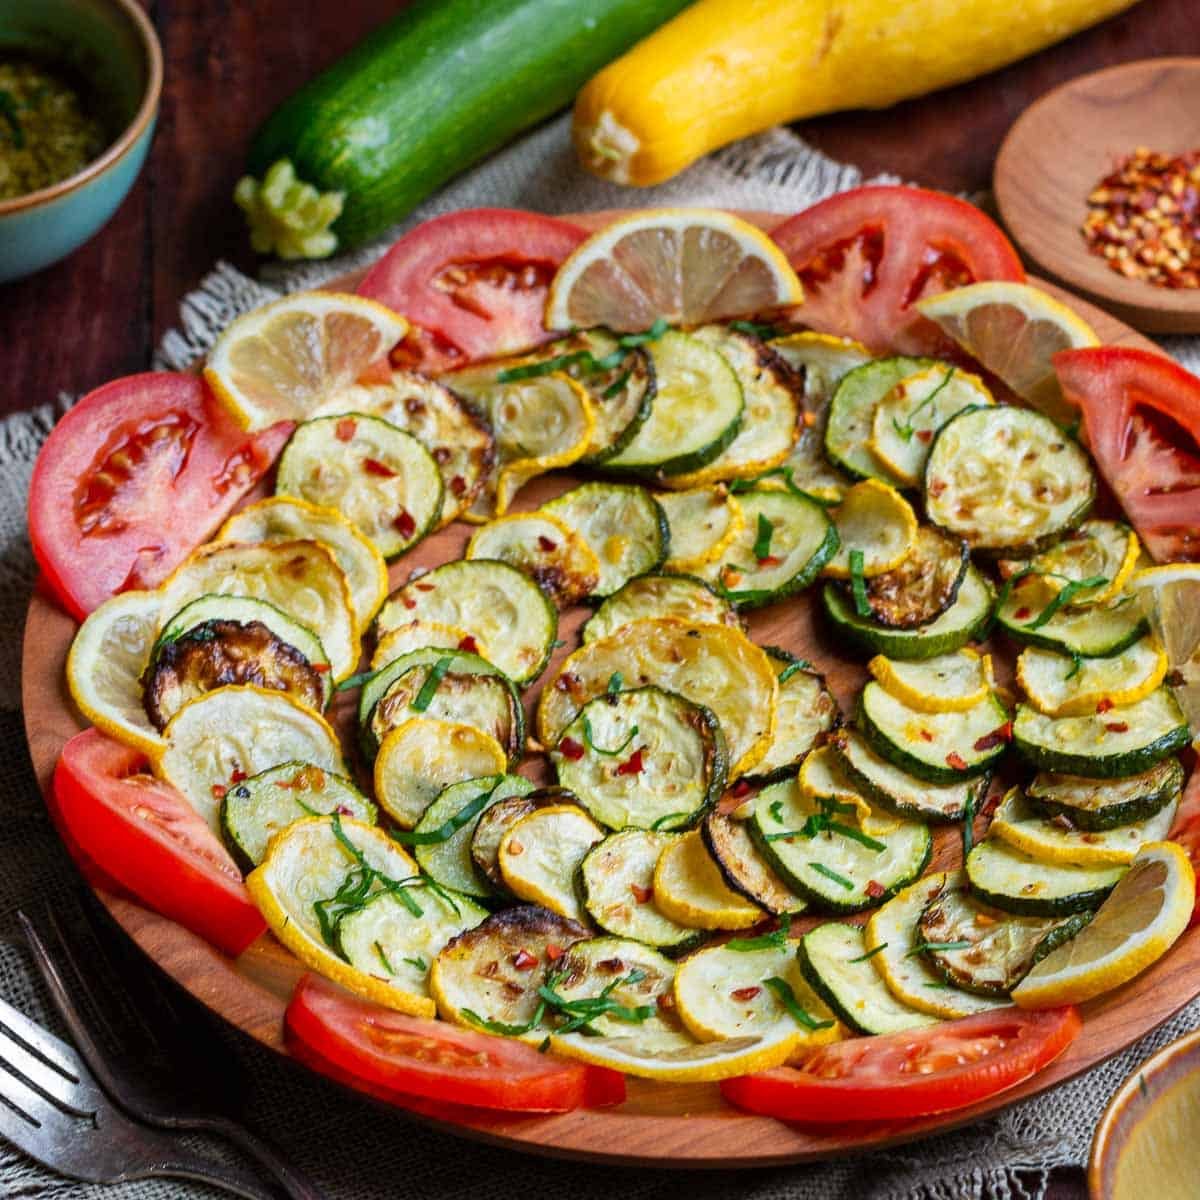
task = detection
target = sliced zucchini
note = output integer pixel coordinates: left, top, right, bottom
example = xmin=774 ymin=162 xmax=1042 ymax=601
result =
xmin=924 ymin=406 xmax=1096 ymax=555
xmin=541 ymin=482 xmax=668 ymax=597
xmin=336 ymin=368 xmax=495 ymax=525
xmin=413 ymin=774 xmax=534 ymax=899
xmin=466 ymin=512 xmax=600 ymax=608
xmin=750 ymin=778 xmax=932 ymax=914
xmin=469 ymin=787 xmax=569 ymax=895
xmin=1016 ymin=639 xmax=1167 ymax=718
xmin=798 ymin=922 xmax=938 ymax=1035
xmin=578 ymin=830 xmax=705 ymax=954
xmin=699 ymin=487 xmax=838 ymax=608
xmin=822 ymin=479 xmax=917 ymax=579
xmin=1026 ymin=758 xmax=1185 ymax=832
xmin=658 ymin=487 xmax=744 ymax=574
xmin=867 ymin=648 xmax=992 ymax=714
xmin=853 ymin=525 xmax=969 ymax=630
xmin=375 ymin=559 xmax=557 ymax=685
xmin=858 ymin=682 xmax=1010 ymax=784
xmin=990 ymin=785 xmax=1179 ymax=867
xmin=917 ymin=885 xmax=1088 ymax=997
xmin=370 ymin=619 xmax=483 ymax=670
xmin=832 ymin=728 xmax=983 ymax=823
xmin=551 ymin=686 xmax=727 ymax=832
xmin=430 ymin=906 xmax=589 ymax=1033
xmin=373 ymin=717 xmax=509 ymax=829
xmin=863 ymin=872 xmax=1007 ymax=1019
xmin=275 ymin=414 xmax=444 ymax=558
xmin=995 ymin=574 xmax=1148 ymax=658
xmin=869 ymin=365 xmax=993 ymax=487
xmin=797 ymin=745 xmax=899 ymax=835
xmin=662 ymin=326 xmax=801 ymax=487
xmin=701 ymin=812 xmax=808 ymax=916
xmin=499 ymin=804 xmax=606 ymax=924
xmin=651 ymin=831 xmax=763 ymax=930
xmin=826 ymin=356 xmax=936 ymax=483
xmin=1008 ymin=519 xmax=1140 ymax=610
xmin=744 ymin=649 xmax=839 ymax=785
xmin=603 ymin=331 xmax=744 ymax=476
xmin=581 ymin=573 xmax=739 ymax=645
xmin=822 ymin=566 xmax=995 ymax=661
xmin=965 ymin=839 xmax=1125 ymax=915
xmin=537 ymin=618 xmax=778 ymax=779
xmin=220 ymin=761 xmax=374 ymax=871
xmin=1012 ymin=689 xmax=1190 ymax=778
xmin=216 ymin=496 xmax=388 ymax=629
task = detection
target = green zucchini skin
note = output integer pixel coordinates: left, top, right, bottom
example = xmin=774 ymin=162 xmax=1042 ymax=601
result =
xmin=1025 ymin=759 xmax=1185 ymax=832
xmin=247 ymin=0 xmax=692 ymax=248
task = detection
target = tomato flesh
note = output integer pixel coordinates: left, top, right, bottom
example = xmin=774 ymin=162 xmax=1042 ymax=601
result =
xmin=1055 ymin=347 xmax=1200 ymax=563
xmin=52 ymin=729 xmax=264 ymax=957
xmin=770 ymin=186 xmax=1024 ymax=356
xmin=1168 ymin=756 xmax=1200 ymax=926
xmin=286 ymin=973 xmax=625 ymax=1113
xmin=720 ymin=1006 xmax=1081 ymax=1122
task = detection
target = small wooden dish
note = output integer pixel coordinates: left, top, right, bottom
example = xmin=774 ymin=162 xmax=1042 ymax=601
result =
xmin=995 ymin=57 xmax=1200 ymax=334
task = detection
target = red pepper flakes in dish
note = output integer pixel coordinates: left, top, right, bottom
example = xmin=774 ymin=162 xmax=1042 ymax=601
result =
xmin=363 ymin=457 xmax=397 ymax=478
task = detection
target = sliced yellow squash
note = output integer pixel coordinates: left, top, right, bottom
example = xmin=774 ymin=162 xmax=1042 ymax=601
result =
xmin=822 ymin=479 xmax=917 ymax=579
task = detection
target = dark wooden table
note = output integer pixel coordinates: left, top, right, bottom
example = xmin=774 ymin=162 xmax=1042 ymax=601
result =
xmin=7 ymin=2 xmax=1199 ymax=1192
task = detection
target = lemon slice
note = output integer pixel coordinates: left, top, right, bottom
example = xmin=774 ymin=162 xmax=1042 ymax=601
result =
xmin=204 ymin=291 xmax=406 ymax=431
xmin=659 ymin=487 xmax=745 ymax=573
xmin=1013 ymin=842 xmax=1194 ymax=1008
xmin=652 ymin=831 xmax=763 ymax=930
xmin=66 ymin=590 xmax=164 ymax=754
xmin=1130 ymin=564 xmax=1200 ymax=749
xmin=544 ymin=208 xmax=803 ymax=333
xmin=916 ymin=281 xmax=1099 ymax=425
xmin=1016 ymin=639 xmax=1168 ymax=718
xmin=822 ymin=479 xmax=918 ymax=579
xmin=371 ymin=621 xmax=484 ymax=671
xmin=868 ymin=648 xmax=993 ymax=714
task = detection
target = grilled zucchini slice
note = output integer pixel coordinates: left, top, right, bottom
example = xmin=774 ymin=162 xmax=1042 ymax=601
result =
xmin=604 ymin=331 xmax=744 ymax=476
xmin=990 ymin=785 xmax=1179 ymax=866
xmin=858 ymin=683 xmax=1010 ymax=784
xmin=702 ymin=812 xmax=807 ymax=916
xmin=965 ymin=839 xmax=1125 ymax=915
xmin=469 ymin=787 xmax=569 ymax=895
xmin=579 ymin=830 xmax=705 ymax=954
xmin=541 ymin=482 xmax=668 ymax=597
xmin=466 ymin=512 xmax=600 ymax=608
xmin=853 ymin=525 xmax=969 ymax=630
xmin=798 ymin=922 xmax=938 ymax=1035
xmin=373 ymin=718 xmax=508 ymax=829
xmin=375 ymin=559 xmax=557 ymax=686
xmin=652 ymin=831 xmax=763 ymax=930
xmin=221 ymin=761 xmax=374 ymax=872
xmin=797 ymin=745 xmax=899 ymax=835
xmin=822 ymin=566 xmax=994 ymax=661
xmin=699 ymin=487 xmax=838 ymax=607
xmin=867 ymin=648 xmax=992 ymax=714
xmin=1016 ymin=639 xmax=1167 ymax=717
xmin=370 ymin=619 xmax=483 ymax=670
xmin=275 ymin=414 xmax=444 ymax=559
xmin=658 ymin=487 xmax=744 ymax=573
xmin=1026 ymin=758 xmax=1185 ymax=832
xmin=744 ymin=649 xmax=839 ymax=786
xmin=823 ymin=479 xmax=917 ymax=579
xmin=924 ymin=406 xmax=1095 ymax=555
xmin=917 ymin=885 xmax=1088 ymax=997
xmin=551 ymin=686 xmax=727 ymax=832
xmin=1006 ymin=519 xmax=1140 ymax=610
xmin=750 ymin=778 xmax=932 ymax=914
xmin=1012 ymin=689 xmax=1190 ymax=778
xmin=538 ymin=618 xmax=777 ymax=779
xmin=413 ymin=774 xmax=534 ymax=899
xmin=581 ymin=573 xmax=739 ymax=644
xmin=995 ymin=574 xmax=1148 ymax=658
xmin=499 ymin=803 xmax=605 ymax=923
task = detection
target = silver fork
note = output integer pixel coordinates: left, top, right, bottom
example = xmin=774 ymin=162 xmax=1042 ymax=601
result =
xmin=0 ymin=988 xmax=277 ymax=1196
xmin=19 ymin=906 xmax=324 ymax=1200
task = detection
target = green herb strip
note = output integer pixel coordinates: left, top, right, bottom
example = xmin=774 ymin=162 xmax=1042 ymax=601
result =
xmin=334 ymin=668 xmax=375 ymax=693
xmin=768 ymin=798 xmax=785 ymax=824
xmin=606 ymin=671 xmax=624 ymax=697
xmin=411 ymin=657 xmax=453 ymax=712
xmin=908 ymin=940 xmax=972 ymax=957
xmin=808 ymin=862 xmax=856 ymax=891
xmin=962 ymin=786 xmax=976 ymax=861
xmin=730 ymin=467 xmax=835 ymax=507
xmin=728 ymin=320 xmax=782 ymax=339
xmin=849 ymin=548 xmax=871 ymax=618
xmin=496 ymin=321 xmax=667 ymax=385
xmin=402 ymin=955 xmax=427 ymax=973
xmin=891 ymin=367 xmax=955 ymax=443
xmin=753 ymin=513 xmax=775 ymax=562
xmin=764 ymin=977 xmax=834 ymax=1031
xmin=373 ymin=940 xmax=395 ymax=975
xmin=602 ymin=367 xmax=633 ymax=399
xmin=1025 ymin=575 xmax=1109 ymax=630
xmin=461 ymin=1006 xmax=546 ymax=1037
xmin=766 ymin=797 xmax=885 ymax=852
xmin=726 ymin=914 xmax=791 ymax=952
xmin=847 ymin=942 xmax=888 ymax=964
xmin=581 ymin=715 xmax=638 ymax=758
xmin=496 ymin=351 xmax=592 ymax=383
xmin=391 ymin=780 xmax=502 ymax=846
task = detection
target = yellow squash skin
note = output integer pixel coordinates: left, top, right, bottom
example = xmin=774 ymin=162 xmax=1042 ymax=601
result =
xmin=574 ymin=0 xmax=1141 ymax=186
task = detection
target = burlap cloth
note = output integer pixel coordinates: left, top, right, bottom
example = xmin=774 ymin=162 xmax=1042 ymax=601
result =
xmin=2 ymin=115 xmax=1198 ymax=1200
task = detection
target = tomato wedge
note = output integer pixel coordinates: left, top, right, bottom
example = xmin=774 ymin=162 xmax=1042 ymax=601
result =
xmin=1168 ymin=758 xmax=1200 ymax=926
xmin=720 ymin=1006 xmax=1081 ymax=1123
xmin=286 ymin=973 xmax=625 ymax=1113
xmin=770 ymin=186 xmax=1024 ymax=357
xmin=29 ymin=372 xmax=289 ymax=620
xmin=52 ymin=729 xmax=264 ymax=957
xmin=357 ymin=208 xmax=587 ymax=371
xmin=1055 ymin=346 xmax=1200 ymax=563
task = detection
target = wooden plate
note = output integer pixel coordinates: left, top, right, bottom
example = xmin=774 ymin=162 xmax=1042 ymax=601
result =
xmin=995 ymin=57 xmax=1200 ymax=334
xmin=22 ymin=210 xmax=1199 ymax=1168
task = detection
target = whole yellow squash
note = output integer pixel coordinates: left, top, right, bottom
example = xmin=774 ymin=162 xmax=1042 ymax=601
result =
xmin=574 ymin=0 xmax=1142 ymax=185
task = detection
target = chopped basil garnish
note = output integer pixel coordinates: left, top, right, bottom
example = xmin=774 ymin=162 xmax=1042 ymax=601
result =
xmin=908 ymin=940 xmax=972 ymax=957
xmin=602 ymin=367 xmax=633 ymax=399
xmin=808 ymin=862 xmax=856 ymax=891
xmin=1024 ymin=574 xmax=1108 ymax=629
xmin=764 ymin=976 xmax=834 ymax=1031
xmin=847 ymin=942 xmax=888 ymax=964
xmin=582 ymin=715 xmax=638 ymax=757
xmin=373 ymin=940 xmax=395 ymax=975
xmin=411 ymin=657 xmax=452 ymax=712
xmin=402 ymin=955 xmax=427 ymax=973
xmin=753 ymin=512 xmax=775 ymax=561
xmin=391 ymin=780 xmax=502 ymax=846
xmin=334 ymin=668 xmax=376 ymax=693
xmin=891 ymin=367 xmax=954 ymax=443
xmin=849 ymin=548 xmax=871 ymax=618
xmin=728 ymin=319 xmax=782 ymax=339
xmin=606 ymin=671 xmax=624 ymax=697
xmin=725 ymin=914 xmax=791 ymax=952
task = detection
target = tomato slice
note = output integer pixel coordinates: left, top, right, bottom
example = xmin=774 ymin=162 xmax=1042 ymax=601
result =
xmin=52 ymin=729 xmax=264 ymax=957
xmin=1168 ymin=758 xmax=1200 ymax=926
xmin=29 ymin=373 xmax=290 ymax=620
xmin=1055 ymin=347 xmax=1200 ymax=562
xmin=356 ymin=208 xmax=587 ymax=371
xmin=286 ymin=973 xmax=625 ymax=1113
xmin=720 ymin=1006 xmax=1081 ymax=1123
xmin=770 ymin=186 xmax=1024 ymax=356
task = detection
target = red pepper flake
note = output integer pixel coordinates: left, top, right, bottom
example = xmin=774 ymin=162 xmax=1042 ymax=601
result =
xmin=537 ymin=535 xmax=558 ymax=552
xmin=657 ymin=993 xmax=676 ymax=1013
xmin=335 ymin=417 xmax=357 ymax=442
xmin=616 ymin=748 xmax=645 ymax=776
xmin=400 ymin=595 xmax=417 ymax=610
xmin=312 ymin=661 xmax=330 ymax=674
xmin=415 ymin=582 xmax=435 ymax=592
xmin=457 ymin=635 xmax=480 ymax=654
xmin=432 ymin=446 xmax=452 ymax=465
xmin=916 ymin=429 xmax=934 ymax=443
xmin=507 ymin=839 xmax=524 ymax=857
xmin=450 ymin=475 xmax=467 ymax=497
xmin=973 ymin=722 xmax=1013 ymax=753
xmin=730 ymin=779 xmax=755 ymax=799
xmin=757 ymin=555 xmax=782 ymax=567
xmin=731 ymin=986 xmax=762 ymax=1002
xmin=394 ymin=509 xmax=416 ymax=539
xmin=946 ymin=752 xmax=969 ymax=771
xmin=230 ymin=769 xmax=247 ymax=784
xmin=1104 ymin=721 xmax=1130 ymax=733
xmin=918 ymin=729 xmax=934 ymax=742
xmin=559 ymin=737 xmax=585 ymax=761
xmin=363 ymin=457 xmax=397 ymax=478
xmin=865 ymin=880 xmax=886 ymax=900
xmin=211 ymin=783 xmax=228 ymax=800
xmin=545 ymin=943 xmax=565 ymax=962
xmin=512 ymin=950 xmax=538 ymax=971
xmin=1014 ymin=607 xmax=1032 ymax=621
xmin=630 ymin=883 xmax=653 ymax=903
xmin=1096 ymin=697 xmax=1115 ymax=714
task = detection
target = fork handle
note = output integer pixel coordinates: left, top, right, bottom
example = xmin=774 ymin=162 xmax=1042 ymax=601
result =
xmin=178 ymin=1115 xmax=326 ymax=1200
xmin=140 ymin=1148 xmax=281 ymax=1200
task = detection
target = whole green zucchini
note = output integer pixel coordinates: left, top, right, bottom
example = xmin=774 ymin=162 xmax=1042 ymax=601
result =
xmin=238 ymin=0 xmax=692 ymax=258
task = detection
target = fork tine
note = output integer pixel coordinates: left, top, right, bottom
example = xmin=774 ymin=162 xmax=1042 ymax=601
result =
xmin=0 ymin=1035 xmax=89 ymax=1133
xmin=0 ymin=1004 xmax=92 ymax=1118
xmin=0 ymin=991 xmax=80 ymax=1083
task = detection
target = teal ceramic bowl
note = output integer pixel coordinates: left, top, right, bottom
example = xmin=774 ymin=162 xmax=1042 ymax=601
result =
xmin=0 ymin=0 xmax=161 ymax=282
